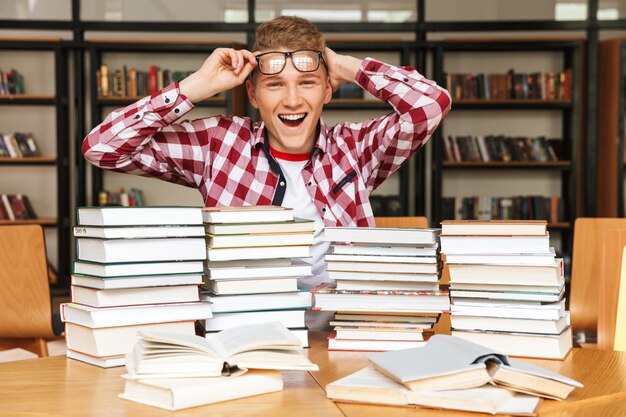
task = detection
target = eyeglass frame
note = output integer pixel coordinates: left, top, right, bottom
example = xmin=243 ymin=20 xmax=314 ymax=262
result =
xmin=254 ymin=49 xmax=327 ymax=76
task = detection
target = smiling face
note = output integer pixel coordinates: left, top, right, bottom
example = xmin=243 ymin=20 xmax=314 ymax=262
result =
xmin=246 ymin=51 xmax=332 ymax=154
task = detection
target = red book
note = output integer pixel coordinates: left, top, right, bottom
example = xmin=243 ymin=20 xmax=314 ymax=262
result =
xmin=148 ymin=65 xmax=158 ymax=95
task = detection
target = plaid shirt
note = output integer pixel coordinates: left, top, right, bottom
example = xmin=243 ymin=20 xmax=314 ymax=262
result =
xmin=83 ymin=58 xmax=451 ymax=227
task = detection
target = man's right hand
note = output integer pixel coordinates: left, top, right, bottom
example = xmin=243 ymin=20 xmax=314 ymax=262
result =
xmin=179 ymin=48 xmax=257 ymax=103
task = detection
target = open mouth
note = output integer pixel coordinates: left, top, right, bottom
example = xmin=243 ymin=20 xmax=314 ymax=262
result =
xmin=279 ymin=113 xmax=307 ymax=128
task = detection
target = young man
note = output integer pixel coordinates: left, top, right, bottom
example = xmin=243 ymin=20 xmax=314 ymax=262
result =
xmin=83 ymin=16 xmax=451 ymax=291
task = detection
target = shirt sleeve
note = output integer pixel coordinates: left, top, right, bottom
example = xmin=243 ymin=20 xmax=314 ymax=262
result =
xmin=336 ymin=58 xmax=452 ymax=191
xmin=82 ymin=82 xmax=217 ymax=188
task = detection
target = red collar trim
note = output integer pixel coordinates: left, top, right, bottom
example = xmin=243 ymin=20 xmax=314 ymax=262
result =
xmin=269 ymin=145 xmax=310 ymax=162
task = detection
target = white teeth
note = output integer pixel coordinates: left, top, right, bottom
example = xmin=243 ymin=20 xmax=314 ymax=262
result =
xmin=279 ymin=114 xmax=306 ymax=121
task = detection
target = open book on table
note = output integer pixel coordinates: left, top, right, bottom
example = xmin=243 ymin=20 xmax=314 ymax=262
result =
xmin=368 ymin=335 xmax=582 ymax=400
xmin=326 ymin=366 xmax=542 ymax=416
xmin=125 ymin=321 xmax=318 ymax=379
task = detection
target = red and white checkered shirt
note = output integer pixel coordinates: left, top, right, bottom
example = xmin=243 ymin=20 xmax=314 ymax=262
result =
xmin=83 ymin=58 xmax=451 ymax=227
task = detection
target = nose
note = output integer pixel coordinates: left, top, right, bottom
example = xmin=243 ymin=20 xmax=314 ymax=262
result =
xmin=281 ymin=65 xmax=304 ymax=108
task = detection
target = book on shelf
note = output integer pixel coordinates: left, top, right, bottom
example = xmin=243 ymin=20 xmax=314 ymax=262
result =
xmin=0 ymin=194 xmax=37 ymax=220
xmin=441 ymin=196 xmax=564 ymax=224
xmin=205 ymin=259 xmax=312 ymax=280
xmin=451 ymin=312 xmax=570 ymax=335
xmin=202 ymin=205 xmax=293 ymax=224
xmin=207 ymin=231 xmax=315 ymax=248
xmin=120 ymin=369 xmax=283 ymax=411
xmin=98 ymin=188 xmax=145 ymax=207
xmin=202 ymin=289 xmax=312 ymax=314
xmin=443 ymin=135 xmax=559 ymax=163
xmin=327 ymin=366 xmax=542 ymax=415
xmin=72 ymin=224 xmax=205 ymax=239
xmin=69 ymin=284 xmax=200 ymax=308
xmin=76 ymin=206 xmax=203 ymax=226
xmin=451 ymin=328 xmax=573 ymax=360
xmin=202 ymin=309 xmax=306 ymax=331
xmin=75 ymin=237 xmax=206 ymax=263
xmin=125 ymin=321 xmax=318 ymax=379
xmin=70 ymin=273 xmax=203 ymax=290
xmin=205 ymin=277 xmax=298 ymax=295
xmin=323 ymin=227 xmax=440 ymax=245
xmin=368 ymin=334 xmax=581 ymax=399
xmin=205 ymin=218 xmax=314 ymax=235
xmin=206 ymin=244 xmax=310 ymax=262
xmin=441 ymin=220 xmax=548 ymax=236
xmin=64 ymin=321 xmax=196 ymax=359
xmin=60 ymin=301 xmax=212 ymax=328
xmin=72 ymin=260 xmax=204 ymax=278
xmin=0 ymin=68 xmax=25 ymax=94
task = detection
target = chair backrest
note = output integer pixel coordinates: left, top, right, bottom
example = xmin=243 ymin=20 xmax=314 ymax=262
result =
xmin=374 ymin=216 xmax=429 ymax=229
xmin=598 ymin=229 xmax=626 ymax=350
xmin=0 ymin=225 xmax=54 ymax=338
xmin=570 ymin=218 xmax=626 ymax=334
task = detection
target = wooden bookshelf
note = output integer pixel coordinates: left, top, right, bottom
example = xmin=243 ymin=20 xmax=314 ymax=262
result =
xmin=0 ymin=157 xmax=56 ymax=165
xmin=0 ymin=218 xmax=57 ymax=226
xmin=443 ymin=161 xmax=571 ymax=169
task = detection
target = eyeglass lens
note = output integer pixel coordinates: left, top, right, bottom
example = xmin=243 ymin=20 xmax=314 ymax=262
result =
xmin=258 ymin=50 xmax=320 ymax=75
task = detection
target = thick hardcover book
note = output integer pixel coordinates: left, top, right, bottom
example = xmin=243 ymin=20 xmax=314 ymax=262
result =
xmin=76 ymin=206 xmax=203 ymax=226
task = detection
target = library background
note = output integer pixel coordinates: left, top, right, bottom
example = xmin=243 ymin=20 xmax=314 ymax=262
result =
xmin=1 ymin=1 xmax=625 ymax=312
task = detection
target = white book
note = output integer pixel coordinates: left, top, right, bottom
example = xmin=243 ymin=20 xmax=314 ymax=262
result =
xmin=120 ymin=370 xmax=283 ymax=411
xmin=450 ymin=287 xmax=564 ymax=302
xmin=202 ymin=205 xmax=293 ymax=224
xmin=334 ymin=327 xmax=425 ymax=342
xmin=206 ymin=218 xmax=314 ymax=235
xmin=448 ymin=262 xmax=563 ymax=286
xmin=202 ymin=290 xmax=312 ymax=313
xmin=451 ymin=303 xmax=566 ymax=321
xmin=73 ymin=225 xmax=205 ymax=239
xmin=440 ymin=235 xmax=551 ymax=254
xmin=326 ymin=261 xmax=439 ymax=274
xmin=332 ymin=244 xmax=438 ymax=257
xmin=60 ymin=301 xmax=213 ymax=328
xmin=451 ymin=327 xmax=573 ymax=360
xmin=441 ymin=220 xmax=548 ymax=236
xmin=207 ymin=244 xmax=310 ymax=261
xmin=72 ymin=260 xmax=203 ymax=278
xmin=77 ymin=206 xmax=203 ymax=226
xmin=205 ymin=277 xmax=298 ymax=295
xmin=336 ymin=280 xmax=440 ymax=292
xmin=328 ymin=270 xmax=440 ymax=283
xmin=66 ymin=349 xmax=125 ymax=368
xmin=203 ymin=309 xmax=306 ymax=331
xmin=207 ymin=232 xmax=315 ymax=248
xmin=325 ymin=254 xmax=438 ymax=264
xmin=65 ymin=321 xmax=196 ymax=358
xmin=70 ymin=284 xmax=200 ymax=308
xmin=76 ymin=237 xmax=207 ymax=263
xmin=71 ymin=273 xmax=203 ymax=290
xmin=451 ymin=312 xmax=570 ymax=334
xmin=445 ymin=248 xmax=557 ymax=266
xmin=449 ymin=281 xmax=564 ymax=293
xmin=204 ymin=327 xmax=310 ymax=348
xmin=324 ymin=227 xmax=440 ymax=245
xmin=206 ymin=259 xmax=312 ymax=280
xmin=328 ymin=335 xmax=427 ymax=351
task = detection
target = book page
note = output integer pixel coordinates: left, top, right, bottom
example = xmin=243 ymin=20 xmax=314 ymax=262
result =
xmin=138 ymin=331 xmax=219 ymax=358
xmin=326 ymin=366 xmax=411 ymax=406
xmin=209 ymin=321 xmax=301 ymax=359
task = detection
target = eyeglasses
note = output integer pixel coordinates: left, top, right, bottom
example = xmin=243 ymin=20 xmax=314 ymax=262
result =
xmin=255 ymin=49 xmax=326 ymax=75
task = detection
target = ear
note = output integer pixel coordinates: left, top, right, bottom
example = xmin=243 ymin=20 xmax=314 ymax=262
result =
xmin=323 ymin=76 xmax=332 ymax=105
xmin=246 ymin=79 xmax=259 ymax=109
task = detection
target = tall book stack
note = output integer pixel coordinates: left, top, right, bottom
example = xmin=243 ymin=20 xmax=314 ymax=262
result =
xmin=61 ymin=206 xmax=213 ymax=368
xmin=314 ymin=227 xmax=450 ymax=351
xmin=441 ymin=220 xmax=572 ymax=359
xmin=199 ymin=206 xmax=315 ymax=347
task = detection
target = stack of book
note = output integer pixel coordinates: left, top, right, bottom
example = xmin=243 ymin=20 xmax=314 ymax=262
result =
xmin=120 ymin=322 xmax=318 ymax=410
xmin=326 ymin=334 xmax=582 ymax=414
xmin=314 ymin=227 xmax=450 ymax=351
xmin=441 ymin=220 xmax=572 ymax=359
xmin=61 ymin=206 xmax=213 ymax=368
xmin=200 ymin=206 xmax=315 ymax=347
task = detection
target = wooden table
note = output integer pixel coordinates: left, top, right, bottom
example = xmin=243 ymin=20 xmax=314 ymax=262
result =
xmin=1 ymin=331 xmax=626 ymax=417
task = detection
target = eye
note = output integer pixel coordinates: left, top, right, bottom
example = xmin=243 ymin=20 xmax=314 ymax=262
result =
xmin=301 ymin=80 xmax=316 ymax=86
xmin=266 ymin=82 xmax=282 ymax=88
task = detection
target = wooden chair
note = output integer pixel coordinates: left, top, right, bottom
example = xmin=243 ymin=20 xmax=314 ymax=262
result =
xmin=598 ymin=229 xmax=626 ymax=350
xmin=570 ymin=218 xmax=626 ymax=339
xmin=0 ymin=225 xmax=56 ymax=356
xmin=374 ymin=216 xmax=429 ymax=228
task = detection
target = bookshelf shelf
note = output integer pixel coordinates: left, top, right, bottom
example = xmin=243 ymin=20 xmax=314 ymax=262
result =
xmin=0 ymin=218 xmax=57 ymax=226
xmin=453 ymin=99 xmax=572 ymax=110
xmin=442 ymin=161 xmax=571 ymax=170
xmin=547 ymin=222 xmax=571 ymax=229
xmin=0 ymin=157 xmax=56 ymax=165
xmin=0 ymin=94 xmax=55 ymax=105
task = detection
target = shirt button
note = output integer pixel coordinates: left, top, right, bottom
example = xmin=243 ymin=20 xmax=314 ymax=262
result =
xmin=280 ymin=181 xmax=285 ymax=186
xmin=308 ymin=181 xmax=312 ymax=186
xmin=165 ymin=98 xmax=170 ymax=103
xmin=403 ymin=78 xmax=409 ymax=82
xmin=369 ymin=65 xmax=376 ymax=71
xmin=361 ymin=77 xmax=366 ymax=83
xmin=322 ymin=207 xmax=326 ymax=212
xmin=174 ymin=108 xmax=180 ymax=113
xmin=134 ymin=114 xmax=140 ymax=119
